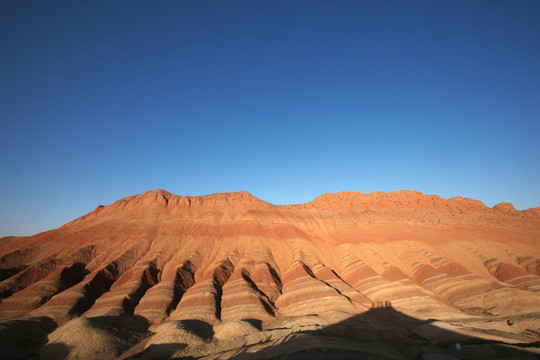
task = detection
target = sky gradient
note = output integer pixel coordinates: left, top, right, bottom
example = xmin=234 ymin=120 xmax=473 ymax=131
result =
xmin=1 ymin=0 xmax=540 ymax=237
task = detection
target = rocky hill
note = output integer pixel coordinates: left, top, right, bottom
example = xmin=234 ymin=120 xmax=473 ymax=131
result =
xmin=1 ymin=189 xmax=539 ymax=359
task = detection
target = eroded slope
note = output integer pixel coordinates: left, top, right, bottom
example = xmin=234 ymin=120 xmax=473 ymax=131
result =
xmin=0 ymin=189 xmax=539 ymax=359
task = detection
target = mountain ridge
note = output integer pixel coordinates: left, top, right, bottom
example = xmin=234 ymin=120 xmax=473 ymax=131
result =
xmin=57 ymin=189 xmax=539 ymax=230
xmin=0 ymin=189 xmax=539 ymax=359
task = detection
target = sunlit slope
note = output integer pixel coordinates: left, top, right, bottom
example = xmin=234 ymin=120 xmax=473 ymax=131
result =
xmin=0 ymin=189 xmax=539 ymax=359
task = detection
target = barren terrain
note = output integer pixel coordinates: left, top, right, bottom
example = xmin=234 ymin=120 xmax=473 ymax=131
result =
xmin=1 ymin=189 xmax=539 ymax=359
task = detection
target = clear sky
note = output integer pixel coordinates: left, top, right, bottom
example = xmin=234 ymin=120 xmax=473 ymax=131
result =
xmin=1 ymin=0 xmax=540 ymax=237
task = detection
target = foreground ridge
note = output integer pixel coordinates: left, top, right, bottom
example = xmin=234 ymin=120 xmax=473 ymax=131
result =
xmin=0 ymin=189 xmax=539 ymax=359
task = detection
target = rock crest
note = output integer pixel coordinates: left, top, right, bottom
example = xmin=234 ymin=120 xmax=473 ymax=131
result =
xmin=1 ymin=189 xmax=539 ymax=359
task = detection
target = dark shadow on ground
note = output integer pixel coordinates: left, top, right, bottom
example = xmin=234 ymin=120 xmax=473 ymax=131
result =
xmin=122 ymin=304 xmax=540 ymax=359
xmin=122 ymin=319 xmax=215 ymax=360
xmin=0 ymin=316 xmax=59 ymax=359
xmin=0 ymin=314 xmax=151 ymax=360
xmin=180 ymin=319 xmax=215 ymax=339
xmin=2 ymin=306 xmax=539 ymax=360
xmin=42 ymin=315 xmax=150 ymax=360
xmin=36 ymin=343 xmax=71 ymax=360
xmin=230 ymin=304 xmax=540 ymax=360
xmin=126 ymin=343 xmax=189 ymax=360
xmin=243 ymin=318 xmax=263 ymax=331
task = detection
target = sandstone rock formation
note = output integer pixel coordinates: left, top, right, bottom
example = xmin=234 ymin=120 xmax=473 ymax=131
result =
xmin=0 ymin=189 xmax=539 ymax=359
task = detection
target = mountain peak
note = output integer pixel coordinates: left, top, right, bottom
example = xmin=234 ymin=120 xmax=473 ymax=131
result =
xmin=1 ymin=188 xmax=539 ymax=359
xmin=69 ymin=190 xmax=270 ymax=225
xmin=303 ymin=190 xmax=490 ymax=213
xmin=493 ymin=202 xmax=517 ymax=212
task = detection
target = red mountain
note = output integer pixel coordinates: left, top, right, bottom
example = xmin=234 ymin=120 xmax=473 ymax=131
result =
xmin=1 ymin=190 xmax=539 ymax=359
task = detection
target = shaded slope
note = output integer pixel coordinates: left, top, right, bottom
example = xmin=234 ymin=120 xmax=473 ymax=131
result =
xmin=0 ymin=189 xmax=539 ymax=359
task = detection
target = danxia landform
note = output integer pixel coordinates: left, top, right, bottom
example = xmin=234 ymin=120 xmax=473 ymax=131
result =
xmin=1 ymin=190 xmax=539 ymax=359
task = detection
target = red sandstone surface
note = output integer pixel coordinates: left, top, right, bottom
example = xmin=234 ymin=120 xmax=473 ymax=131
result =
xmin=0 ymin=189 xmax=539 ymax=359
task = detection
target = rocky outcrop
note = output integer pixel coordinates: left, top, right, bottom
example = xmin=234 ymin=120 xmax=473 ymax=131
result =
xmin=0 ymin=189 xmax=539 ymax=359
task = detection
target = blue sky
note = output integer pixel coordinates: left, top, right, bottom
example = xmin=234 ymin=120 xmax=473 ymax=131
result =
xmin=1 ymin=1 xmax=540 ymax=236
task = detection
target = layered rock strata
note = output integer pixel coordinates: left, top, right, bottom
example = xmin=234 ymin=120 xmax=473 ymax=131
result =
xmin=0 ymin=189 xmax=539 ymax=359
